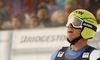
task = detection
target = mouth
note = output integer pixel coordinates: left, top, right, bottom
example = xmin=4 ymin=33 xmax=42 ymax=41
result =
xmin=68 ymin=31 xmax=73 ymax=33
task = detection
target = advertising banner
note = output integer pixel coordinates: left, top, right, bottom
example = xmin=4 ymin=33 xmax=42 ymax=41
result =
xmin=11 ymin=24 xmax=100 ymax=60
xmin=11 ymin=27 xmax=70 ymax=60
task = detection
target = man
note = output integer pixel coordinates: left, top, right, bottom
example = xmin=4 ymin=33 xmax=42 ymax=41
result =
xmin=12 ymin=14 xmax=26 ymax=29
xmin=37 ymin=6 xmax=51 ymax=27
xmin=51 ymin=9 xmax=100 ymax=60
xmin=29 ymin=16 xmax=40 ymax=28
xmin=96 ymin=8 xmax=100 ymax=24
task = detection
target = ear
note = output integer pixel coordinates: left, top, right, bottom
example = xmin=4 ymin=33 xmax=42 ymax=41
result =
xmin=81 ymin=27 xmax=95 ymax=39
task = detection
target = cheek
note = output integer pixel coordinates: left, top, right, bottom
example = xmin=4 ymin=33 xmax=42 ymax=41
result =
xmin=17 ymin=22 xmax=21 ymax=26
xmin=34 ymin=22 xmax=38 ymax=26
xmin=57 ymin=17 xmax=61 ymax=21
xmin=97 ymin=15 xmax=100 ymax=19
xmin=29 ymin=24 xmax=34 ymax=28
xmin=57 ymin=16 xmax=63 ymax=21
xmin=12 ymin=21 xmax=16 ymax=25
xmin=30 ymin=22 xmax=37 ymax=26
xmin=38 ymin=12 xmax=42 ymax=16
xmin=74 ymin=30 xmax=82 ymax=36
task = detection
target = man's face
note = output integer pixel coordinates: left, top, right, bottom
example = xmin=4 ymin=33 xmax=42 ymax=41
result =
xmin=96 ymin=9 xmax=100 ymax=20
xmin=0 ymin=1 xmax=3 ymax=7
xmin=37 ymin=9 xmax=48 ymax=20
xmin=57 ymin=13 xmax=67 ymax=24
xmin=29 ymin=18 xmax=38 ymax=28
xmin=67 ymin=24 xmax=82 ymax=41
xmin=12 ymin=18 xmax=21 ymax=29
xmin=65 ymin=3 xmax=73 ymax=11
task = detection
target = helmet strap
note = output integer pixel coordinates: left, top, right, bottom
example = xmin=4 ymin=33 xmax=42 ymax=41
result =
xmin=67 ymin=36 xmax=82 ymax=45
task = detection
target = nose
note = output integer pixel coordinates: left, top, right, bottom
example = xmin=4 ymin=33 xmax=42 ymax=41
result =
xmin=68 ymin=23 xmax=73 ymax=28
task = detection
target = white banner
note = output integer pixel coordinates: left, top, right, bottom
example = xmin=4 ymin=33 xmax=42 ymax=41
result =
xmin=0 ymin=31 xmax=12 ymax=60
xmin=11 ymin=27 xmax=70 ymax=60
xmin=10 ymin=24 xmax=100 ymax=60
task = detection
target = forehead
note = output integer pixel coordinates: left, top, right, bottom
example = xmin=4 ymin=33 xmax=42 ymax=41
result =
xmin=12 ymin=18 xmax=20 ymax=22
xmin=12 ymin=18 xmax=18 ymax=20
xmin=38 ymin=8 xmax=47 ymax=11
xmin=30 ymin=18 xmax=38 ymax=21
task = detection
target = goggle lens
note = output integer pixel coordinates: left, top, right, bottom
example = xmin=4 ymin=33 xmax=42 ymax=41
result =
xmin=66 ymin=16 xmax=83 ymax=28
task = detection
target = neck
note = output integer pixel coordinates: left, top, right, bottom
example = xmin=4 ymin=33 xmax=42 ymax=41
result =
xmin=70 ymin=39 xmax=88 ymax=51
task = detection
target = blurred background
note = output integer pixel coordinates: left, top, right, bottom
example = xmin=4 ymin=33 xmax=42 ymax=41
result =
xmin=0 ymin=0 xmax=100 ymax=60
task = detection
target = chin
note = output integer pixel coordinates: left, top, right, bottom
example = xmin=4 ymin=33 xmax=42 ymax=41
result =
xmin=67 ymin=37 xmax=73 ymax=41
xmin=67 ymin=34 xmax=73 ymax=38
xmin=67 ymin=35 xmax=74 ymax=41
xmin=67 ymin=36 xmax=71 ymax=40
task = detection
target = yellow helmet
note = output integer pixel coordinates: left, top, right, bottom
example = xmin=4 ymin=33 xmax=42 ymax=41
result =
xmin=67 ymin=9 xmax=97 ymax=39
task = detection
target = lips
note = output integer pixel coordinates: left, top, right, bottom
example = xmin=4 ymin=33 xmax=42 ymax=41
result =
xmin=68 ymin=31 xmax=73 ymax=33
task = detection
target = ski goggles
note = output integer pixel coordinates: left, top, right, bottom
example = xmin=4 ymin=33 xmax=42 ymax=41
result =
xmin=66 ymin=16 xmax=83 ymax=29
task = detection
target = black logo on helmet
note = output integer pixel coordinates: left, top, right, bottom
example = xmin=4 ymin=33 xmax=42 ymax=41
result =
xmin=76 ymin=11 xmax=84 ymax=15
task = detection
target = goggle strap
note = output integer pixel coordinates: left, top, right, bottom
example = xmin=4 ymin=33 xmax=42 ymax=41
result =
xmin=67 ymin=36 xmax=83 ymax=45
xmin=82 ymin=22 xmax=97 ymax=32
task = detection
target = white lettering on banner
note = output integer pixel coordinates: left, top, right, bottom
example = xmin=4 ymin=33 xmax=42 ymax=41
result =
xmin=11 ymin=27 xmax=69 ymax=49
xmin=20 ymin=35 xmax=66 ymax=43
